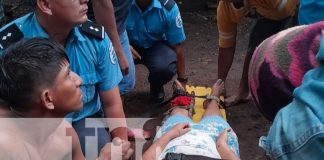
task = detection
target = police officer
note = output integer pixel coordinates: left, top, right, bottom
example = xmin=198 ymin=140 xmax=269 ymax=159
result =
xmin=127 ymin=0 xmax=187 ymax=103
xmin=0 ymin=0 xmax=132 ymax=158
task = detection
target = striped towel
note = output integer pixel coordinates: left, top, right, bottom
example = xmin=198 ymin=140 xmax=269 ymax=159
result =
xmin=248 ymin=21 xmax=324 ymax=120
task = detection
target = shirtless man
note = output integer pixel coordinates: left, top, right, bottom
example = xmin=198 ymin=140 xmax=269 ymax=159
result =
xmin=0 ymin=38 xmax=84 ymax=159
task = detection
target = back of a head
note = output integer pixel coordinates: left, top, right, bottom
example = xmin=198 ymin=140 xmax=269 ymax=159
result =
xmin=0 ymin=38 xmax=69 ymax=111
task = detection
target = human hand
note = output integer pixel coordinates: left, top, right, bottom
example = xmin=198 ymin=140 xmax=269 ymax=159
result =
xmin=130 ymin=45 xmax=141 ymax=60
xmin=116 ymin=50 xmax=130 ymax=75
xmin=98 ymin=138 xmax=134 ymax=160
xmin=165 ymin=123 xmax=191 ymax=140
xmin=216 ymin=128 xmax=231 ymax=149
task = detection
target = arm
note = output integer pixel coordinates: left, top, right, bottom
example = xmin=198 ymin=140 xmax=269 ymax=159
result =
xmin=99 ymin=87 xmax=128 ymax=140
xmin=217 ymin=1 xmax=240 ymax=80
xmin=66 ymin=128 xmax=85 ymax=160
xmin=170 ymin=43 xmax=186 ymax=84
xmin=142 ymin=123 xmax=190 ymax=160
xmin=92 ymin=0 xmax=129 ymax=75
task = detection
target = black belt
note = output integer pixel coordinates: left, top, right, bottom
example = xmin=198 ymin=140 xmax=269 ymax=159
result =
xmin=163 ymin=153 xmax=221 ymax=160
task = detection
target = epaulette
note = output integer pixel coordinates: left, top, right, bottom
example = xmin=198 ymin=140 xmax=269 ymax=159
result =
xmin=0 ymin=24 xmax=24 ymax=50
xmin=80 ymin=21 xmax=105 ymax=40
xmin=159 ymin=0 xmax=176 ymax=11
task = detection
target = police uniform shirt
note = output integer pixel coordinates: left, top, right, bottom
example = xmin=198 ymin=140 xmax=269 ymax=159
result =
xmin=126 ymin=0 xmax=186 ymax=48
xmin=0 ymin=13 xmax=123 ymax=121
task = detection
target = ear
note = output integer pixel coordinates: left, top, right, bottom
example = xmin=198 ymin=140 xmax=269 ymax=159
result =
xmin=41 ymin=89 xmax=55 ymax=110
xmin=36 ymin=0 xmax=53 ymax=16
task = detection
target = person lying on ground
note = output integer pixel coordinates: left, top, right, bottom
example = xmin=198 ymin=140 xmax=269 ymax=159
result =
xmin=142 ymin=79 xmax=240 ymax=160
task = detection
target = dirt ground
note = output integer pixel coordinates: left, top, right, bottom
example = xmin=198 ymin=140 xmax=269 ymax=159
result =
xmin=124 ymin=7 xmax=271 ymax=160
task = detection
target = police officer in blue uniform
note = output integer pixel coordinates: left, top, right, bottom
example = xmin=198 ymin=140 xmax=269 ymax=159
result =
xmin=0 ymin=0 xmax=132 ymax=158
xmin=127 ymin=0 xmax=187 ymax=103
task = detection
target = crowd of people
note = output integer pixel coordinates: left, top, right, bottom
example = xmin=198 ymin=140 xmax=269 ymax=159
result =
xmin=0 ymin=0 xmax=323 ymax=159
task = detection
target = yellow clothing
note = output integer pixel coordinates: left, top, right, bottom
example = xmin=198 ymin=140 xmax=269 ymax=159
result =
xmin=217 ymin=0 xmax=299 ymax=48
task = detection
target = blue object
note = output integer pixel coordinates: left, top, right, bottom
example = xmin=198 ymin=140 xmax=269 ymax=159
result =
xmin=118 ymin=30 xmax=135 ymax=95
xmin=126 ymin=0 xmax=186 ymax=48
xmin=260 ymin=35 xmax=324 ymax=159
xmin=298 ymin=0 xmax=324 ymax=25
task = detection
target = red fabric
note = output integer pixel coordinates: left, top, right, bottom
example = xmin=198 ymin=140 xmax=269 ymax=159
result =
xmin=170 ymin=96 xmax=192 ymax=107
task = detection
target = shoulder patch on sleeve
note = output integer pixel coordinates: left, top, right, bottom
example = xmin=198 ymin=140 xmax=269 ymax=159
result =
xmin=176 ymin=13 xmax=183 ymax=28
xmin=80 ymin=21 xmax=105 ymax=39
xmin=158 ymin=0 xmax=176 ymax=11
xmin=0 ymin=24 xmax=24 ymax=50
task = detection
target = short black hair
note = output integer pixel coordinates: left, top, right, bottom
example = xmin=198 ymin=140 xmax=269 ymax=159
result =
xmin=0 ymin=38 xmax=69 ymax=111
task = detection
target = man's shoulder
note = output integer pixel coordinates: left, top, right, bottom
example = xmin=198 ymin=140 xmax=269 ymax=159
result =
xmin=0 ymin=14 xmax=33 ymax=51
xmin=158 ymin=0 xmax=176 ymax=11
xmin=79 ymin=21 xmax=105 ymax=40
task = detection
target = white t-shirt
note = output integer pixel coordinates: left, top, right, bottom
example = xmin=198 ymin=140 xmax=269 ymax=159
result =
xmin=158 ymin=129 xmax=221 ymax=160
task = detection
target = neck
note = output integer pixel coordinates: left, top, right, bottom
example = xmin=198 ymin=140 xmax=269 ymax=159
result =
xmin=136 ymin=0 xmax=151 ymax=11
xmin=36 ymin=12 xmax=73 ymax=46
xmin=9 ymin=110 xmax=65 ymax=146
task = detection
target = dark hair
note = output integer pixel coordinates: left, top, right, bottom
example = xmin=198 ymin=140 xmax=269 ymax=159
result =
xmin=0 ymin=38 xmax=69 ymax=111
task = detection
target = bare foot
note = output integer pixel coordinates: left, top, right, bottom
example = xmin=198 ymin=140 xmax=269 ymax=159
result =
xmin=204 ymin=79 xmax=225 ymax=109
xmin=211 ymin=79 xmax=225 ymax=97
xmin=173 ymin=79 xmax=185 ymax=91
xmin=225 ymin=93 xmax=251 ymax=106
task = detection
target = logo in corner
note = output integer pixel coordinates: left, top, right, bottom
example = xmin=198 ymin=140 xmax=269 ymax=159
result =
xmin=109 ymin=43 xmax=117 ymax=65
xmin=176 ymin=13 xmax=183 ymax=28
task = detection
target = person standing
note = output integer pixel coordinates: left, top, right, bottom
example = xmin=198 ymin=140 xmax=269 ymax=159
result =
xmin=88 ymin=0 xmax=135 ymax=97
xmin=216 ymin=0 xmax=298 ymax=106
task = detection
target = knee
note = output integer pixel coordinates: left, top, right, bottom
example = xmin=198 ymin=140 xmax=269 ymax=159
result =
xmin=153 ymin=65 xmax=176 ymax=79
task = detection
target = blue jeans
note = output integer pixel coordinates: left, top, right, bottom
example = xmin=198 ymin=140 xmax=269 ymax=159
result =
xmin=118 ymin=30 xmax=135 ymax=95
xmin=260 ymin=35 xmax=324 ymax=159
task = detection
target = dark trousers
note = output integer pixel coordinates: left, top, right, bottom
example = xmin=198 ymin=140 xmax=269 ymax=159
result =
xmin=72 ymin=112 xmax=111 ymax=158
xmin=134 ymin=42 xmax=177 ymax=87
xmin=247 ymin=16 xmax=297 ymax=57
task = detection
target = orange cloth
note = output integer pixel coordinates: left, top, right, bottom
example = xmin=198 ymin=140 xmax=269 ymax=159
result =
xmin=217 ymin=0 xmax=299 ymax=48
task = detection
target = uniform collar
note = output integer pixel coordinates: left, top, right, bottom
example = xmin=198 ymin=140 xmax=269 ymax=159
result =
xmin=31 ymin=13 xmax=86 ymax=42
xmin=31 ymin=13 xmax=49 ymax=38
xmin=71 ymin=26 xmax=86 ymax=42
xmin=151 ymin=0 xmax=162 ymax=8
